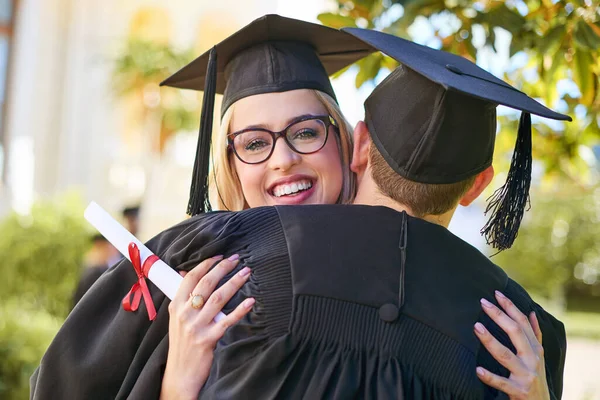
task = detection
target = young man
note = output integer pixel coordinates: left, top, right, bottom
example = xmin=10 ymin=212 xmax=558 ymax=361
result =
xmin=31 ymin=23 xmax=568 ymax=399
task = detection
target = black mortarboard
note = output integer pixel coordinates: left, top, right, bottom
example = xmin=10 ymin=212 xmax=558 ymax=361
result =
xmin=342 ymin=28 xmax=572 ymax=251
xmin=160 ymin=15 xmax=374 ymax=216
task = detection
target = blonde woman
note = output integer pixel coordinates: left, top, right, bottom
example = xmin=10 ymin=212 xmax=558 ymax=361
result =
xmin=210 ymin=89 xmax=356 ymax=211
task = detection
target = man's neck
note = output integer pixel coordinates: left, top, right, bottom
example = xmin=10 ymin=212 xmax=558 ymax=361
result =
xmin=352 ymin=177 xmax=454 ymax=228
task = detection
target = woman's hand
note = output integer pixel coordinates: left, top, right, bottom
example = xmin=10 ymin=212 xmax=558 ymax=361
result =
xmin=475 ymin=291 xmax=550 ymax=400
xmin=160 ymin=254 xmax=255 ymax=400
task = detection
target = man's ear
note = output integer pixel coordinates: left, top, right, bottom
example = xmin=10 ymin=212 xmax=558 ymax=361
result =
xmin=459 ymin=165 xmax=494 ymax=207
xmin=350 ymin=121 xmax=372 ymax=174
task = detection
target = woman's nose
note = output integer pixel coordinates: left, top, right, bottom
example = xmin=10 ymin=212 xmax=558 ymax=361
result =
xmin=267 ymin=138 xmax=302 ymax=171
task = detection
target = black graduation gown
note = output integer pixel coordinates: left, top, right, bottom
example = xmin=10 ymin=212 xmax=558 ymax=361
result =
xmin=72 ymin=265 xmax=109 ymax=307
xmin=30 ymin=205 xmax=566 ymax=400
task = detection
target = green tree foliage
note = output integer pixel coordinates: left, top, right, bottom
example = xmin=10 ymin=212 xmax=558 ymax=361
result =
xmin=0 ymin=193 xmax=91 ymax=318
xmin=0 ymin=193 xmax=91 ymax=398
xmin=493 ymin=186 xmax=600 ymax=309
xmin=319 ymin=0 xmax=600 ymax=183
xmin=112 ymin=39 xmax=200 ymax=151
xmin=0 ymin=306 xmax=63 ymax=399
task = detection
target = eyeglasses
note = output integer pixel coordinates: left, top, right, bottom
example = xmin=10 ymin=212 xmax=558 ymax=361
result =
xmin=227 ymin=115 xmax=339 ymax=164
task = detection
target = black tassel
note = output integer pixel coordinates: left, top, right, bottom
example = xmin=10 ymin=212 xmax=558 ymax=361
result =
xmin=481 ymin=112 xmax=532 ymax=252
xmin=187 ymin=46 xmax=217 ymax=216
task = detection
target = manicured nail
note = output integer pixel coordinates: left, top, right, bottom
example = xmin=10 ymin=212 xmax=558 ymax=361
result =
xmin=228 ymin=254 xmax=240 ymax=261
xmin=476 ymin=367 xmax=486 ymax=377
xmin=243 ymin=298 xmax=255 ymax=308
xmin=480 ymin=298 xmax=494 ymax=308
xmin=213 ymin=255 xmax=224 ymax=260
xmin=495 ymin=290 xmax=506 ymax=299
xmin=474 ymin=322 xmax=486 ymax=335
xmin=238 ymin=267 xmax=251 ymax=277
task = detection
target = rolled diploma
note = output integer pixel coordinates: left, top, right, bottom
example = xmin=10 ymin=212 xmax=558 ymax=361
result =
xmin=84 ymin=201 xmax=225 ymax=322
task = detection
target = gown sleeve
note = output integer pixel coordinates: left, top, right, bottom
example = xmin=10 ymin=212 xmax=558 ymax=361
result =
xmin=532 ymin=301 xmax=567 ymax=400
xmin=29 ymin=211 xmax=247 ymax=400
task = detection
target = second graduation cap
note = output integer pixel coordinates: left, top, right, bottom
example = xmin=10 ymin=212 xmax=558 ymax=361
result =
xmin=161 ymin=15 xmax=374 ymax=216
xmin=342 ymin=28 xmax=572 ymax=251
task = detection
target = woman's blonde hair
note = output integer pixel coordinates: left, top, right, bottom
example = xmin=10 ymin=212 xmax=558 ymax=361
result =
xmin=209 ymin=90 xmax=356 ymax=211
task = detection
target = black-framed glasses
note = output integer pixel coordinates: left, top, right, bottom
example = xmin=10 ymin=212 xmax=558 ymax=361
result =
xmin=227 ymin=115 xmax=339 ymax=164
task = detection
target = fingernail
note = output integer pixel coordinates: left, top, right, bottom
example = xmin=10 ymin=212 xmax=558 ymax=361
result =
xmin=238 ymin=267 xmax=251 ymax=277
xmin=495 ymin=290 xmax=506 ymax=299
xmin=243 ymin=298 xmax=255 ymax=309
xmin=228 ymin=254 xmax=240 ymax=261
xmin=530 ymin=311 xmax=539 ymax=324
xmin=213 ymin=255 xmax=224 ymax=260
xmin=476 ymin=367 xmax=485 ymax=377
xmin=474 ymin=322 xmax=486 ymax=335
xmin=480 ymin=298 xmax=493 ymax=308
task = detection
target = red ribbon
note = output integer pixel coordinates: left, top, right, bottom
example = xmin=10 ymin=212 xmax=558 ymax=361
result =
xmin=122 ymin=242 xmax=159 ymax=321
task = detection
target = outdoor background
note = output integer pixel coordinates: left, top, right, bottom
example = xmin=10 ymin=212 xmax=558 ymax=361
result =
xmin=0 ymin=0 xmax=598 ymax=398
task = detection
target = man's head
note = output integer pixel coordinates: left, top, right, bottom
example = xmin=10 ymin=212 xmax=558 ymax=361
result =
xmin=351 ymin=119 xmax=494 ymax=227
xmin=343 ymin=28 xmax=570 ymax=250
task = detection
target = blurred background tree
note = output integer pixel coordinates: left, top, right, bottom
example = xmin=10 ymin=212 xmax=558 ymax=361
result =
xmin=112 ymin=39 xmax=199 ymax=154
xmin=320 ymin=0 xmax=600 ymax=312
xmin=0 ymin=193 xmax=91 ymax=398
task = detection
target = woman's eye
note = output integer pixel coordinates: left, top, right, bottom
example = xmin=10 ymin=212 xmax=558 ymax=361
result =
xmin=292 ymin=129 xmax=319 ymax=140
xmin=244 ymin=139 xmax=270 ymax=152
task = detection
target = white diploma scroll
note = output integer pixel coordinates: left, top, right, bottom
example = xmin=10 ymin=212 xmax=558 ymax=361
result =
xmin=84 ymin=201 xmax=225 ymax=322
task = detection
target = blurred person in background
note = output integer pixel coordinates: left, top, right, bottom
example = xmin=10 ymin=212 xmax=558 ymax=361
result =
xmin=73 ymin=205 xmax=140 ymax=306
xmin=122 ymin=205 xmax=141 ymax=237
xmin=72 ymin=233 xmax=120 ymax=306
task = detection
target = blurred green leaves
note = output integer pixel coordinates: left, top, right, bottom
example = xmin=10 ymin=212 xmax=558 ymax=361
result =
xmin=112 ymin=39 xmax=200 ymax=151
xmin=0 ymin=305 xmax=63 ymax=399
xmin=493 ymin=186 xmax=600 ymax=305
xmin=112 ymin=39 xmax=195 ymax=96
xmin=0 ymin=192 xmax=90 ymax=317
xmin=320 ymin=0 xmax=600 ymax=180
xmin=0 ymin=193 xmax=91 ymax=398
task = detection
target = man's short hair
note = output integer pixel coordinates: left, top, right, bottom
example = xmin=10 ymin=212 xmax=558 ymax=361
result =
xmin=369 ymin=144 xmax=476 ymax=217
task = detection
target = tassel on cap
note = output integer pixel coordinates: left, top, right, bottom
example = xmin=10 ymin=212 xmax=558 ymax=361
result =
xmin=187 ymin=46 xmax=217 ymax=216
xmin=481 ymin=112 xmax=532 ymax=251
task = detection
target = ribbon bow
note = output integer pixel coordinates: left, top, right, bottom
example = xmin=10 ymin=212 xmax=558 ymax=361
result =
xmin=122 ymin=242 xmax=159 ymax=321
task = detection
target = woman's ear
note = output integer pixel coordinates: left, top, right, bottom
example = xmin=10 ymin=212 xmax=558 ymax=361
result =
xmin=350 ymin=121 xmax=372 ymax=175
xmin=459 ymin=165 xmax=494 ymax=207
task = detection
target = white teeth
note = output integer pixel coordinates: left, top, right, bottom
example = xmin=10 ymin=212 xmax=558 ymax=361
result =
xmin=272 ymin=180 xmax=313 ymax=197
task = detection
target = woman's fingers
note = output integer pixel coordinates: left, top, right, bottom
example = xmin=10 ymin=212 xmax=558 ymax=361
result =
xmin=529 ymin=312 xmax=543 ymax=345
xmin=198 ymin=266 xmax=252 ymax=324
xmin=208 ymin=297 xmax=255 ymax=341
xmin=476 ymin=367 xmax=527 ymax=399
xmin=480 ymin=298 xmax=537 ymax=366
xmin=189 ymin=255 xmax=241 ymax=306
xmin=173 ymin=255 xmax=224 ymax=305
xmin=474 ymin=321 xmax=529 ymax=375
xmin=495 ymin=291 xmax=538 ymax=348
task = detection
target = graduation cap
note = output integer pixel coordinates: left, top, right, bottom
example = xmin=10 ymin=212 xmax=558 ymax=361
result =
xmin=160 ymin=15 xmax=374 ymax=216
xmin=342 ymin=28 xmax=572 ymax=251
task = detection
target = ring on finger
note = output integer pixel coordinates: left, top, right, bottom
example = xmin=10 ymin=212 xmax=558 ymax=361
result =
xmin=189 ymin=293 xmax=205 ymax=310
